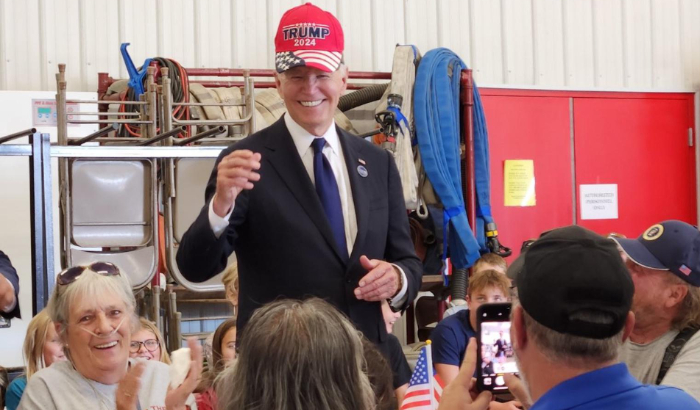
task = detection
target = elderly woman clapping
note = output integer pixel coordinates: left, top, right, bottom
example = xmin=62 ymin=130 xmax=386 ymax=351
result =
xmin=17 ymin=262 xmax=202 ymax=410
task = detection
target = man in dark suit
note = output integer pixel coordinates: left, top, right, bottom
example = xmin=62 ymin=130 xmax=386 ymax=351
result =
xmin=0 ymin=251 xmax=20 ymax=319
xmin=176 ymin=3 xmax=422 ymax=346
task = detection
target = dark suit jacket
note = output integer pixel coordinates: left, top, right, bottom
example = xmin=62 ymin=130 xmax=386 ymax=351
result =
xmin=177 ymin=117 xmax=422 ymax=343
xmin=0 ymin=251 xmax=20 ymax=319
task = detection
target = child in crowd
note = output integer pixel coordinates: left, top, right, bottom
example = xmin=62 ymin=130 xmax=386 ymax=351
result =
xmin=196 ymin=318 xmax=237 ymax=410
xmin=203 ymin=262 xmax=239 ymax=366
xmin=130 ymin=318 xmax=170 ymax=364
xmin=6 ymin=310 xmax=65 ymax=410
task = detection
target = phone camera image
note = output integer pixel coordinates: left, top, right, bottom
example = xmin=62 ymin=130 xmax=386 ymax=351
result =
xmin=477 ymin=303 xmax=518 ymax=392
xmin=480 ymin=321 xmax=518 ymax=378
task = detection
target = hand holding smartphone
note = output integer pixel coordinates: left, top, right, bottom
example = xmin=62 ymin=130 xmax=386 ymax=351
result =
xmin=476 ymin=302 xmax=519 ymax=393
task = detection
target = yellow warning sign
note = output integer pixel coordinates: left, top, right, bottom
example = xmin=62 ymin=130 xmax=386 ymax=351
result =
xmin=504 ymin=160 xmax=536 ymax=207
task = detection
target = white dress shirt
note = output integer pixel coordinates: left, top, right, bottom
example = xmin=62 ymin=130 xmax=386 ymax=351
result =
xmin=208 ymin=114 xmax=408 ymax=306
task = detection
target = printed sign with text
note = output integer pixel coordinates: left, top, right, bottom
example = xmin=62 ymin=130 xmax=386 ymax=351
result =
xmin=580 ymin=184 xmax=618 ymax=220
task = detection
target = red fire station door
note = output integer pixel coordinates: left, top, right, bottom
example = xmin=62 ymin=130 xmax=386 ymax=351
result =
xmin=481 ymin=89 xmax=696 ymax=260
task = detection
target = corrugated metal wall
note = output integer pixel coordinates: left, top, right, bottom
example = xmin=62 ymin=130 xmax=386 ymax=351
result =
xmin=0 ymin=0 xmax=699 ymax=92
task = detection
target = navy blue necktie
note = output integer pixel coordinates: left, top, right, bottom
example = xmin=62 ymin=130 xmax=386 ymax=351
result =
xmin=311 ymin=138 xmax=348 ymax=260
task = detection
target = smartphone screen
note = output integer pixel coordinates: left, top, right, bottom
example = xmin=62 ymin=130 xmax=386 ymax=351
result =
xmin=477 ymin=303 xmax=518 ymax=392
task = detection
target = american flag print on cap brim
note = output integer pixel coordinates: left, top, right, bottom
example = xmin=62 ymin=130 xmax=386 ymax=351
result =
xmin=275 ymin=50 xmax=342 ymax=73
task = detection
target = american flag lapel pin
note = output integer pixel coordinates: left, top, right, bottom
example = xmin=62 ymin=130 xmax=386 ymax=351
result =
xmin=357 ymin=159 xmax=368 ymax=177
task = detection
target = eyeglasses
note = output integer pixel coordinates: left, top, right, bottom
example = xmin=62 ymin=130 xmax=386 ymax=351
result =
xmin=130 ymin=339 xmax=160 ymax=353
xmin=57 ymin=262 xmax=120 ymax=286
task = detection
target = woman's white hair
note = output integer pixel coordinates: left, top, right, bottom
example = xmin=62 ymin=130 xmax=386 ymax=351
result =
xmin=47 ymin=268 xmax=138 ymax=340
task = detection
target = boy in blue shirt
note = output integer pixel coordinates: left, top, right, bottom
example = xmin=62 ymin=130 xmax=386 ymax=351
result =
xmin=431 ymin=269 xmax=511 ymax=384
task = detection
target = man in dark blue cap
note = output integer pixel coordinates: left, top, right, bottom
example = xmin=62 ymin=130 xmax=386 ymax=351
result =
xmin=451 ymin=225 xmax=700 ymax=410
xmin=612 ymin=220 xmax=700 ymax=401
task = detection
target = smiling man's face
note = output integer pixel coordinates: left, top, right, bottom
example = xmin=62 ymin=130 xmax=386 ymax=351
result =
xmin=276 ymin=65 xmax=348 ymax=136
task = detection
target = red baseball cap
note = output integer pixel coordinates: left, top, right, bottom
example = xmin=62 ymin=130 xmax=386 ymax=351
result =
xmin=274 ymin=2 xmax=344 ymax=73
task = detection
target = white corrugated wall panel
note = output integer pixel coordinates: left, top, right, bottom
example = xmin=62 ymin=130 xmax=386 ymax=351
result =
xmin=2 ymin=0 xmax=42 ymax=91
xmin=621 ymin=0 xmax=653 ymax=89
xmin=437 ymin=0 xmax=472 ymax=67
xmin=405 ymin=0 xmax=438 ymax=61
xmin=370 ymin=0 xmax=405 ymax=72
xmin=592 ymin=0 xmax=624 ymax=88
xmin=562 ymin=0 xmax=595 ymax=87
xmin=339 ymin=0 xmax=374 ymax=71
xmin=1 ymin=0 xmax=700 ymax=91
xmin=680 ymin=0 xmax=700 ymax=90
xmin=501 ymin=0 xmax=535 ymax=85
xmin=531 ymin=0 xmax=565 ymax=86
xmin=199 ymin=0 xmax=232 ymax=68
xmin=650 ymin=0 xmax=682 ymax=88
xmin=82 ymin=0 xmax=121 ymax=92
xmin=44 ymin=0 xmax=82 ymax=91
xmin=160 ymin=0 xmax=196 ymax=70
xmin=230 ymin=0 xmax=269 ymax=69
xmin=470 ymin=0 xmax=505 ymax=84
xmin=651 ymin=0 xmax=683 ymax=87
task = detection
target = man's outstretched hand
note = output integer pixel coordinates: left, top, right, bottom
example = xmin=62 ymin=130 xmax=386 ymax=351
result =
xmin=354 ymin=255 xmax=400 ymax=301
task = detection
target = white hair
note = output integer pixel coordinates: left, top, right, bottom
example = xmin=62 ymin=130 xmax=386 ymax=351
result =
xmin=47 ymin=268 xmax=137 ymax=340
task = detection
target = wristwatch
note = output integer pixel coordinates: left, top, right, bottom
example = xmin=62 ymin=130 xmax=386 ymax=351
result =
xmin=388 ymin=266 xmax=404 ymax=312
xmin=391 ymin=265 xmax=403 ymax=299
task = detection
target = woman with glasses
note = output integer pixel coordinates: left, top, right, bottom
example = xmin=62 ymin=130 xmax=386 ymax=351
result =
xmin=5 ymin=310 xmax=66 ymax=410
xmin=130 ymin=318 xmax=171 ymax=364
xmin=17 ymin=262 xmax=202 ymax=410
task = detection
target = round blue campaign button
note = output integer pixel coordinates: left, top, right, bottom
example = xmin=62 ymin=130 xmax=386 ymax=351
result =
xmin=357 ymin=165 xmax=368 ymax=178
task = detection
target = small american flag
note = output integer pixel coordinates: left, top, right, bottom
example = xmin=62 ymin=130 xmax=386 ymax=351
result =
xmin=680 ymin=265 xmax=692 ymax=276
xmin=400 ymin=341 xmax=444 ymax=410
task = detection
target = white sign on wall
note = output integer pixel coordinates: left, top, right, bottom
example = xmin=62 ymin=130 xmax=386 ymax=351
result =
xmin=580 ymin=184 xmax=618 ymax=220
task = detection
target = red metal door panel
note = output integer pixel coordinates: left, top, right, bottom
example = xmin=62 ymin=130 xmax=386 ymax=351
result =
xmin=573 ymin=96 xmax=696 ymax=236
xmin=481 ymin=93 xmax=573 ymax=261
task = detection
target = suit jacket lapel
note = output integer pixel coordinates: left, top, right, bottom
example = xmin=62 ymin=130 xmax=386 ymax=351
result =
xmin=338 ymin=127 xmax=369 ymax=263
xmin=264 ymin=118 xmax=347 ymax=263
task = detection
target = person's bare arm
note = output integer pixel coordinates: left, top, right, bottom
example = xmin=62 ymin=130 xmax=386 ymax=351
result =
xmin=395 ymin=383 xmax=408 ymax=406
xmin=0 ymin=251 xmax=19 ymax=316
xmin=0 ymin=274 xmax=16 ymax=313
xmin=438 ymin=338 xmax=492 ymax=410
xmin=435 ymin=363 xmax=460 ymax=386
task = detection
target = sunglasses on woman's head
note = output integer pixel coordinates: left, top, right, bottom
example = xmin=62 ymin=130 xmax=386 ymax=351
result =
xmin=56 ymin=262 xmax=120 ymax=286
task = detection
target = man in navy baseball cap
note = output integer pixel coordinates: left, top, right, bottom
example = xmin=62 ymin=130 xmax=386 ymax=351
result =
xmin=613 ymin=220 xmax=700 ymax=286
xmin=611 ymin=220 xmax=700 ymax=401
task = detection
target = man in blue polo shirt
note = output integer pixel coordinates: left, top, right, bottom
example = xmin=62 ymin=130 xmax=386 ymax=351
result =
xmin=499 ymin=226 xmax=700 ymax=410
